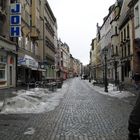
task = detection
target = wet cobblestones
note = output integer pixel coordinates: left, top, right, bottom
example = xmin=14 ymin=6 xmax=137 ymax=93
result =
xmin=0 ymin=78 xmax=135 ymax=140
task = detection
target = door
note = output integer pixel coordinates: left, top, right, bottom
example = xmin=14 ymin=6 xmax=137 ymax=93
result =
xmin=9 ymin=65 xmax=13 ymax=86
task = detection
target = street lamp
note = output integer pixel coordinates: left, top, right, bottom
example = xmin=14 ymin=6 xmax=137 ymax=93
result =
xmin=103 ymin=48 xmax=108 ymax=92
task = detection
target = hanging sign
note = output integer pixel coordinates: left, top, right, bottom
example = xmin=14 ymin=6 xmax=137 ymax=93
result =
xmin=10 ymin=3 xmax=21 ymax=37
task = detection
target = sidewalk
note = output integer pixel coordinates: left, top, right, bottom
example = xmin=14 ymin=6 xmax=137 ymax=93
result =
xmin=0 ymin=82 xmax=139 ymax=106
xmin=0 ymin=86 xmax=27 ymax=101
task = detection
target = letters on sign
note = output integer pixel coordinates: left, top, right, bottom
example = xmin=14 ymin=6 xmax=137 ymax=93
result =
xmin=10 ymin=26 xmax=21 ymax=37
xmin=10 ymin=15 xmax=21 ymax=25
xmin=10 ymin=3 xmax=21 ymax=14
xmin=10 ymin=3 xmax=21 ymax=37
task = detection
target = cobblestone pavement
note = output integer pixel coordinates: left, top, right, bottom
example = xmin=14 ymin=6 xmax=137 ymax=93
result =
xmin=0 ymin=78 xmax=136 ymax=140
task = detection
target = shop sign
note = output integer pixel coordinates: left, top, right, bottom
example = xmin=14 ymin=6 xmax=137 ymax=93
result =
xmin=18 ymin=57 xmax=26 ymax=65
xmin=18 ymin=55 xmax=38 ymax=69
xmin=26 ymin=59 xmax=38 ymax=68
xmin=10 ymin=3 xmax=21 ymax=37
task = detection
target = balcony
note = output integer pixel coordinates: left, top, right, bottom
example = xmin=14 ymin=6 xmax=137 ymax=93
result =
xmin=30 ymin=27 xmax=39 ymax=40
xmin=111 ymin=33 xmax=118 ymax=38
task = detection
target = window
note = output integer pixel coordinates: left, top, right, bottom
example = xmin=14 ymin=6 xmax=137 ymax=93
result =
xmin=127 ymin=25 xmax=129 ymax=38
xmin=35 ymin=43 xmax=38 ymax=55
xmin=25 ymin=11 xmax=31 ymax=26
xmin=122 ymin=47 xmax=123 ymax=58
xmin=115 ymin=26 xmax=117 ymax=35
xmin=31 ymin=41 xmax=34 ymax=53
xmin=116 ymin=46 xmax=118 ymax=55
xmin=121 ymin=31 xmax=123 ymax=42
xmin=61 ymin=52 xmax=63 ymax=58
xmin=10 ymin=0 xmax=15 ymax=3
xmin=25 ymin=37 xmax=29 ymax=50
xmin=124 ymin=45 xmax=127 ymax=57
xmin=128 ymin=44 xmax=130 ymax=56
xmin=0 ymin=0 xmax=5 ymax=10
xmin=0 ymin=64 xmax=6 ymax=81
xmin=61 ymin=61 xmax=63 ymax=67
xmin=135 ymin=5 xmax=140 ymax=27
xmin=111 ymin=45 xmax=114 ymax=56
xmin=124 ymin=28 xmax=126 ymax=40
xmin=18 ymin=36 xmax=22 ymax=48
xmin=0 ymin=55 xmax=6 ymax=63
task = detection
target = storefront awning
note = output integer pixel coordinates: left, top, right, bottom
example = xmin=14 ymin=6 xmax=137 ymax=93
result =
xmin=18 ymin=55 xmax=38 ymax=69
xmin=38 ymin=69 xmax=46 ymax=72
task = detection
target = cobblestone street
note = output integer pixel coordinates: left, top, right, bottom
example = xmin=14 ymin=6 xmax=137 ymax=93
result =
xmin=0 ymin=78 xmax=136 ymax=140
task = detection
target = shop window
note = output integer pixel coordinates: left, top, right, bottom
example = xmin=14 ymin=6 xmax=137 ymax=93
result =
xmin=0 ymin=54 xmax=6 ymax=63
xmin=0 ymin=64 xmax=6 ymax=80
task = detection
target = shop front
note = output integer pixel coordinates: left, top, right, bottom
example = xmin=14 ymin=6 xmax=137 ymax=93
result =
xmin=0 ymin=37 xmax=16 ymax=89
xmin=17 ymin=54 xmax=39 ymax=85
xmin=17 ymin=54 xmax=46 ymax=85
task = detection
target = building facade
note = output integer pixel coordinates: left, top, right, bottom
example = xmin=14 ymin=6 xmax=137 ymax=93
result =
xmin=43 ymin=0 xmax=57 ymax=79
xmin=129 ymin=0 xmax=140 ymax=74
xmin=56 ymin=40 xmax=70 ymax=80
xmin=119 ymin=0 xmax=133 ymax=84
xmin=17 ymin=0 xmax=42 ymax=85
xmin=0 ymin=0 xmax=17 ymax=88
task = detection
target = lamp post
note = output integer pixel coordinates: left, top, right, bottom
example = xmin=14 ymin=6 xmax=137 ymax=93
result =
xmin=103 ymin=48 xmax=108 ymax=92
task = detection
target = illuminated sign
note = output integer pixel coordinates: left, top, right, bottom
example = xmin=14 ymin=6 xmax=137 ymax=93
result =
xmin=10 ymin=3 xmax=21 ymax=37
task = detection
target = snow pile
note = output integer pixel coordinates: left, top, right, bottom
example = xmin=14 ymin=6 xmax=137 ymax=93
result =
xmin=24 ymin=127 xmax=35 ymax=135
xmin=0 ymin=101 xmax=4 ymax=110
xmin=89 ymin=81 xmax=135 ymax=99
xmin=1 ymin=83 xmax=67 ymax=114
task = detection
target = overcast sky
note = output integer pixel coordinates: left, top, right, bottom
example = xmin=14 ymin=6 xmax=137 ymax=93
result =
xmin=47 ymin=0 xmax=115 ymax=65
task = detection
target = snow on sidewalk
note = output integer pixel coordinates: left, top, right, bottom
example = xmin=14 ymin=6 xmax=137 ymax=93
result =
xmin=86 ymin=80 xmax=136 ymax=99
xmin=0 ymin=82 xmax=68 ymax=114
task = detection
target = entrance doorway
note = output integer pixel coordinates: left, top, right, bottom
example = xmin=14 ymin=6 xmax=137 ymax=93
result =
xmin=9 ymin=65 xmax=13 ymax=86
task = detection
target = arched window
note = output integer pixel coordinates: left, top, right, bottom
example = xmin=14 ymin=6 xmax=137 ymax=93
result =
xmin=112 ymin=45 xmax=114 ymax=56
